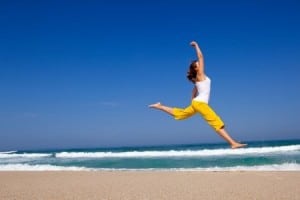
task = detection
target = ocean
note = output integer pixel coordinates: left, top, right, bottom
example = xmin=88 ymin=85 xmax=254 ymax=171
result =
xmin=1 ymin=140 xmax=300 ymax=171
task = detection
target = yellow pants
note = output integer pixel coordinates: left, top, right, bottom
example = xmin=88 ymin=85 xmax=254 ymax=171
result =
xmin=173 ymin=100 xmax=225 ymax=131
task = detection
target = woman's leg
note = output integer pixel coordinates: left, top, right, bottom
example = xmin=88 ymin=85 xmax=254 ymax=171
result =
xmin=149 ymin=102 xmax=174 ymax=116
xmin=193 ymin=101 xmax=247 ymax=148
xmin=149 ymin=102 xmax=196 ymax=119
xmin=216 ymin=128 xmax=247 ymax=149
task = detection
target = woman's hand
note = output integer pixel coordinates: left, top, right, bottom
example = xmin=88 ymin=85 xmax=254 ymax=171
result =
xmin=190 ymin=41 xmax=198 ymax=47
xmin=190 ymin=40 xmax=204 ymax=75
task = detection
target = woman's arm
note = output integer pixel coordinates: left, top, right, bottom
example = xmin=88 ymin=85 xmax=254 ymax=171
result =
xmin=190 ymin=41 xmax=204 ymax=75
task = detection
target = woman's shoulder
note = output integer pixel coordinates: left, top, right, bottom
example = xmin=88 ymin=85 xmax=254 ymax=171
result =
xmin=196 ymin=73 xmax=209 ymax=82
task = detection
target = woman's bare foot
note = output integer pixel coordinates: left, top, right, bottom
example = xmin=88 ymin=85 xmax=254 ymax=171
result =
xmin=148 ymin=102 xmax=174 ymax=116
xmin=148 ymin=102 xmax=161 ymax=109
xmin=231 ymin=143 xmax=247 ymax=149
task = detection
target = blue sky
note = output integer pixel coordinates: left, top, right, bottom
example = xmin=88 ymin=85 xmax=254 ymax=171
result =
xmin=0 ymin=0 xmax=300 ymax=150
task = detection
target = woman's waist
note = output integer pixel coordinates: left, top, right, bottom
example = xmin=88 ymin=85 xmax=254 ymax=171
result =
xmin=193 ymin=94 xmax=210 ymax=104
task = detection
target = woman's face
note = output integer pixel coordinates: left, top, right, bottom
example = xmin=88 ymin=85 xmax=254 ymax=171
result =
xmin=193 ymin=61 xmax=200 ymax=71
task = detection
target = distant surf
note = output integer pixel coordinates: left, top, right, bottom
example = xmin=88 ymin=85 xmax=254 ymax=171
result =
xmin=0 ymin=151 xmax=17 ymax=154
xmin=0 ymin=153 xmax=52 ymax=158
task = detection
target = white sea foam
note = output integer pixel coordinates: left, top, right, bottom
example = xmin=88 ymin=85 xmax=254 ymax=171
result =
xmin=177 ymin=163 xmax=300 ymax=171
xmin=0 ymin=153 xmax=52 ymax=159
xmin=0 ymin=163 xmax=299 ymax=171
xmin=55 ymin=145 xmax=300 ymax=158
xmin=0 ymin=164 xmax=91 ymax=171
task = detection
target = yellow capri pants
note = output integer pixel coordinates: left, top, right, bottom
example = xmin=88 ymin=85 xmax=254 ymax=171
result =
xmin=173 ymin=100 xmax=225 ymax=131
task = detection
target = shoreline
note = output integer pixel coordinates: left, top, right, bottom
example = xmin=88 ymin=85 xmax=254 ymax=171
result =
xmin=1 ymin=171 xmax=299 ymax=200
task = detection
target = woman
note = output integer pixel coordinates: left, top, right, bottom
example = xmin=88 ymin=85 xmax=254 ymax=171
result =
xmin=149 ymin=41 xmax=246 ymax=149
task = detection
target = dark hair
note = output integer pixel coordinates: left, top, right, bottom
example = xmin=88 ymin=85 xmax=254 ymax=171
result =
xmin=187 ymin=60 xmax=198 ymax=83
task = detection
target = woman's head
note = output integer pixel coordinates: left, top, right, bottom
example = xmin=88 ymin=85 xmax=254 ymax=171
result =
xmin=187 ymin=60 xmax=198 ymax=83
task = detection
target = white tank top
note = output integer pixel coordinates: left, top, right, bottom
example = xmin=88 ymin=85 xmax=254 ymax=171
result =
xmin=193 ymin=76 xmax=211 ymax=103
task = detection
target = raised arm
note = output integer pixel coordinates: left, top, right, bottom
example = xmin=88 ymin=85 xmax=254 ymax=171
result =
xmin=190 ymin=41 xmax=204 ymax=75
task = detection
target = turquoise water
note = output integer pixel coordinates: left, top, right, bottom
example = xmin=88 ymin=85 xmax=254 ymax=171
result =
xmin=1 ymin=140 xmax=300 ymax=171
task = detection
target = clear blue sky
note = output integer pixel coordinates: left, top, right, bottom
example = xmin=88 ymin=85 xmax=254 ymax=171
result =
xmin=1 ymin=0 xmax=300 ymax=150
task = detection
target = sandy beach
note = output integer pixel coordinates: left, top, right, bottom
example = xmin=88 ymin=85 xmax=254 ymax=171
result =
xmin=0 ymin=171 xmax=299 ymax=200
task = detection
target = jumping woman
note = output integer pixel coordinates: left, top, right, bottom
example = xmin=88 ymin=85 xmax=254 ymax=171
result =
xmin=149 ymin=41 xmax=247 ymax=149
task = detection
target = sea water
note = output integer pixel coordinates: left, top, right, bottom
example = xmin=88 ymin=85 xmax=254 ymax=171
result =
xmin=1 ymin=140 xmax=300 ymax=171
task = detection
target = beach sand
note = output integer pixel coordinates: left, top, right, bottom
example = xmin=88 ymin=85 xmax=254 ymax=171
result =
xmin=0 ymin=171 xmax=299 ymax=200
